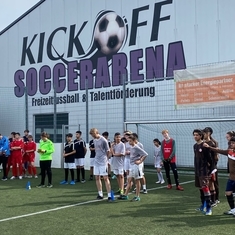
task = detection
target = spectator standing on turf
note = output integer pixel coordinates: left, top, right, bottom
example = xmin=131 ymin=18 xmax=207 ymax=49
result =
xmin=60 ymin=133 xmax=76 ymax=185
xmin=89 ymin=128 xmax=112 ymax=202
xmin=74 ymin=131 xmax=87 ymax=183
xmin=37 ymin=132 xmax=54 ymax=188
xmin=161 ymin=129 xmax=184 ymax=191
xmin=193 ymin=129 xmax=213 ymax=216
xmin=0 ymin=134 xmax=10 ymax=180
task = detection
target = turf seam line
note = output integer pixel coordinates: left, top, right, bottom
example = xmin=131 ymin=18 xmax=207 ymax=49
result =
xmin=0 ymin=180 xmax=194 ymax=223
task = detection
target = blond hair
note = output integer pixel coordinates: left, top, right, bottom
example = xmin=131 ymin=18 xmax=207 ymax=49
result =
xmin=89 ymin=128 xmax=98 ymax=134
xmin=162 ymin=129 xmax=169 ymax=134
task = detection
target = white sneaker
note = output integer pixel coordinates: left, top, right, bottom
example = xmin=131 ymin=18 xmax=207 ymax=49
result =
xmin=27 ymin=175 xmax=33 ymax=178
xmin=34 ymin=175 xmax=38 ymax=178
xmin=19 ymin=176 xmax=23 ymax=180
xmin=155 ymin=181 xmax=160 ymax=184
xmin=10 ymin=176 xmax=15 ymax=180
xmin=143 ymin=189 xmax=148 ymax=194
xmin=161 ymin=180 xmax=165 ymax=184
xmin=224 ymin=209 xmax=235 ymax=215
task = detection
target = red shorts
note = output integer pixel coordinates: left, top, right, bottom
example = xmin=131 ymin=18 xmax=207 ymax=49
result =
xmin=11 ymin=155 xmax=23 ymax=165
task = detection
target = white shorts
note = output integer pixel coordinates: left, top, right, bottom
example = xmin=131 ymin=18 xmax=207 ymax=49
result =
xmin=75 ymin=158 xmax=84 ymax=166
xmin=113 ymin=168 xmax=124 ymax=175
xmin=90 ymin=158 xmax=95 ymax=167
xmin=94 ymin=165 xmax=108 ymax=176
xmin=64 ymin=162 xmax=76 ymax=169
xmin=129 ymin=163 xmax=144 ymax=179
xmin=124 ymin=158 xmax=130 ymax=171
xmin=154 ymin=157 xmax=162 ymax=169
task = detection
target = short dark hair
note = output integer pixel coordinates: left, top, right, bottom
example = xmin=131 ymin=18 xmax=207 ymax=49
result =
xmin=153 ymin=138 xmax=161 ymax=145
xmin=114 ymin=132 xmax=121 ymax=137
xmin=24 ymin=129 xmax=29 ymax=133
xmin=230 ymin=137 xmax=235 ymax=142
xmin=193 ymin=129 xmax=204 ymax=139
xmin=11 ymin=132 xmax=16 ymax=135
xmin=76 ymin=131 xmax=82 ymax=135
xmin=15 ymin=132 xmax=20 ymax=136
xmin=129 ymin=134 xmax=137 ymax=141
xmin=227 ymin=131 xmax=235 ymax=137
xmin=66 ymin=133 xmax=73 ymax=138
xmin=102 ymin=131 xmax=109 ymax=137
xmin=28 ymin=135 xmax=33 ymax=138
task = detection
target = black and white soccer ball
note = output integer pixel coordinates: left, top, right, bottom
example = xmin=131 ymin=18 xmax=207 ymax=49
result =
xmin=94 ymin=12 xmax=126 ymax=55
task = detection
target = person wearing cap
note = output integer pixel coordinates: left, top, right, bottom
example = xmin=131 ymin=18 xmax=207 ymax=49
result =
xmin=0 ymin=134 xmax=10 ymax=180
xmin=60 ymin=133 xmax=76 ymax=185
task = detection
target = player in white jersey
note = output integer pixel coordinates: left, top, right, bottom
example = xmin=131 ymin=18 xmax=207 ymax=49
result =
xmin=153 ymin=138 xmax=165 ymax=184
xmin=120 ymin=134 xmax=148 ymax=201
xmin=89 ymin=128 xmax=112 ymax=202
xmin=123 ymin=132 xmax=132 ymax=187
xmin=111 ymin=132 xmax=125 ymax=195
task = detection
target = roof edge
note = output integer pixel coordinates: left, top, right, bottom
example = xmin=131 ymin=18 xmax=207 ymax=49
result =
xmin=0 ymin=0 xmax=46 ymax=36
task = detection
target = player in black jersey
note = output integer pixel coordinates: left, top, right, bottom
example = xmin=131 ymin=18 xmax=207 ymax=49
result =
xmin=60 ymin=133 xmax=76 ymax=185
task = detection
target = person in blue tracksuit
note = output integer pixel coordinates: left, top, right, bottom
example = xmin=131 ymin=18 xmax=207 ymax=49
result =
xmin=0 ymin=134 xmax=10 ymax=180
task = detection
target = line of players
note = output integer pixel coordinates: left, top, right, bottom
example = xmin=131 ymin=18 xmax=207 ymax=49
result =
xmin=0 ymin=130 xmax=37 ymax=180
xmin=193 ymin=128 xmax=235 ymax=216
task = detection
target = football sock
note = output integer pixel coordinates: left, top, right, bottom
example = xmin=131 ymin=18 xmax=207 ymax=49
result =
xmin=28 ymin=166 xmax=32 ymax=175
xmin=226 ymin=194 xmax=234 ymax=209
xmin=77 ymin=168 xmax=80 ymax=181
xmin=81 ymin=168 xmax=85 ymax=180
xmin=65 ymin=169 xmax=69 ymax=181
xmin=19 ymin=164 xmax=23 ymax=176
xmin=70 ymin=169 xmax=74 ymax=181
xmin=32 ymin=166 xmax=37 ymax=175
xmin=47 ymin=169 xmax=52 ymax=184
xmin=108 ymin=192 xmax=111 ymax=197
xmin=159 ymin=172 xmax=163 ymax=181
xmin=142 ymin=184 xmax=146 ymax=190
xmin=98 ymin=191 xmax=103 ymax=197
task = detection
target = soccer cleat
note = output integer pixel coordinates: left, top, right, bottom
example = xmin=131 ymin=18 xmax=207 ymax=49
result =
xmin=1 ymin=177 xmax=7 ymax=181
xmin=167 ymin=184 xmax=172 ymax=189
xmin=161 ymin=180 xmax=165 ymax=184
xmin=155 ymin=181 xmax=161 ymax=184
xmin=19 ymin=176 xmax=23 ymax=180
xmin=81 ymin=179 xmax=86 ymax=183
xmin=34 ymin=175 xmax=38 ymax=179
xmin=120 ymin=195 xmax=129 ymax=200
xmin=176 ymin=185 xmax=184 ymax=191
xmin=70 ymin=181 xmax=75 ymax=185
xmin=115 ymin=189 xmax=121 ymax=195
xmin=10 ymin=176 xmax=15 ymax=180
xmin=47 ymin=184 xmax=53 ymax=188
xmin=111 ymin=175 xmax=116 ymax=180
xmin=131 ymin=196 xmax=140 ymax=202
xmin=36 ymin=184 xmax=45 ymax=188
xmin=195 ymin=205 xmax=205 ymax=212
xmin=211 ymin=202 xmax=217 ymax=208
xmin=205 ymin=208 xmax=212 ymax=216
xmin=27 ymin=175 xmax=32 ymax=178
xmin=143 ymin=189 xmax=148 ymax=194
xmin=89 ymin=177 xmax=93 ymax=181
xmin=224 ymin=209 xmax=235 ymax=215
xmin=215 ymin=200 xmax=220 ymax=204
xmin=132 ymin=187 xmax=136 ymax=193
xmin=60 ymin=180 xmax=68 ymax=185
xmin=96 ymin=195 xmax=104 ymax=200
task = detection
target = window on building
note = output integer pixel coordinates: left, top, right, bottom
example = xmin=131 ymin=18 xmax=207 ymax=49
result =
xmin=34 ymin=113 xmax=68 ymax=143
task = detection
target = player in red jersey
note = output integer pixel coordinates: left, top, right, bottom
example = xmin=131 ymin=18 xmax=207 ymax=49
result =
xmin=161 ymin=129 xmax=184 ymax=191
xmin=10 ymin=132 xmax=24 ymax=179
xmin=24 ymin=135 xmax=37 ymax=178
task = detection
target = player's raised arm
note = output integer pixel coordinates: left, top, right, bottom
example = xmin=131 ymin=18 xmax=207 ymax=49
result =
xmin=203 ymin=143 xmax=228 ymax=156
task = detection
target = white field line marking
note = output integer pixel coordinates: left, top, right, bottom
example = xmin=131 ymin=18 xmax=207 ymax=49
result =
xmin=0 ymin=180 xmax=194 ymax=223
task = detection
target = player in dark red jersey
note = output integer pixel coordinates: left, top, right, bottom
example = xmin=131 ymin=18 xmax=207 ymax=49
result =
xmin=161 ymin=129 xmax=183 ymax=191
xmin=10 ymin=132 xmax=24 ymax=179
xmin=24 ymin=135 xmax=37 ymax=178
xmin=194 ymin=129 xmax=213 ymax=216
xmin=204 ymin=136 xmax=235 ymax=216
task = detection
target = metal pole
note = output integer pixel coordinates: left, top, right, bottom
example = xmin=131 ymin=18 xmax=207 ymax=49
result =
xmin=123 ymin=74 xmax=126 ymax=132
xmin=85 ymin=79 xmax=89 ymax=143
xmin=53 ymin=86 xmax=57 ymax=143
xmin=25 ymin=87 xmax=29 ymax=130
xmin=136 ymin=124 xmax=139 ymax=138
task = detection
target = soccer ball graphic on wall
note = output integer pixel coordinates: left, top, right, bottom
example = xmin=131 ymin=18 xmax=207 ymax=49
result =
xmin=94 ymin=12 xmax=126 ymax=55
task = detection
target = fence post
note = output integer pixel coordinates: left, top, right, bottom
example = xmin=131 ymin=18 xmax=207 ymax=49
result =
xmin=123 ymin=74 xmax=126 ymax=132
xmin=25 ymin=87 xmax=28 ymax=130
xmin=53 ymin=86 xmax=57 ymax=143
xmin=85 ymin=78 xmax=89 ymax=143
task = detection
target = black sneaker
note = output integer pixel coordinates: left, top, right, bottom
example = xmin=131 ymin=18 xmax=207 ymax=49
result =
xmin=89 ymin=177 xmax=93 ymax=181
xmin=108 ymin=197 xmax=113 ymax=202
xmin=36 ymin=184 xmax=45 ymax=188
xmin=1 ymin=177 xmax=7 ymax=181
xmin=47 ymin=184 xmax=53 ymax=188
xmin=96 ymin=195 xmax=104 ymax=200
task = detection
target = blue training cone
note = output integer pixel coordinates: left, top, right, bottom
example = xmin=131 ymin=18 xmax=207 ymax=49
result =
xmin=110 ymin=190 xmax=115 ymax=201
xmin=26 ymin=181 xmax=31 ymax=190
